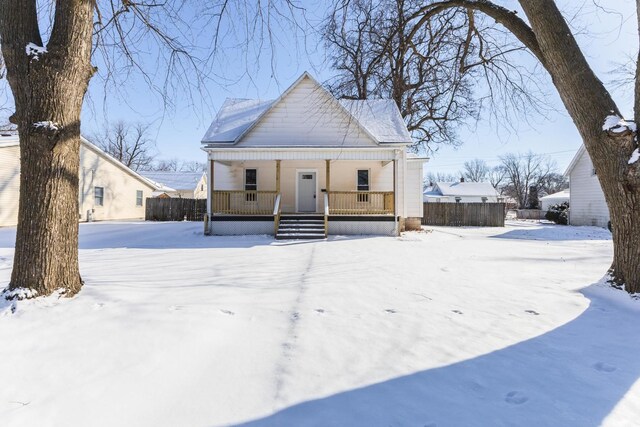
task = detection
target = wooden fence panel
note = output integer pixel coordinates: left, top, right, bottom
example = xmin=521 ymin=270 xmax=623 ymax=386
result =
xmin=422 ymin=203 xmax=505 ymax=227
xmin=145 ymin=198 xmax=207 ymax=221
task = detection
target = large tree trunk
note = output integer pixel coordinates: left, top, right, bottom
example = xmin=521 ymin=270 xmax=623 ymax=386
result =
xmin=518 ymin=0 xmax=640 ymax=293
xmin=0 ymin=0 xmax=95 ymax=298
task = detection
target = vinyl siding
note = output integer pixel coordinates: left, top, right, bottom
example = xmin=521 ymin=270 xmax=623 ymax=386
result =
xmin=405 ymin=160 xmax=424 ymax=217
xmin=0 ymin=145 xmax=21 ymax=227
xmin=79 ymin=144 xmax=156 ymax=221
xmin=569 ymin=149 xmax=609 ymax=227
xmin=237 ymin=77 xmax=378 ymax=148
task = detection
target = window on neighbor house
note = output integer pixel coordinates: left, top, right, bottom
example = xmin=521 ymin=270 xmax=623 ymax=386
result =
xmin=95 ymin=187 xmax=104 ymax=206
xmin=591 ymin=168 xmax=597 ymax=176
xmin=357 ymin=169 xmax=369 ymax=202
xmin=245 ymin=169 xmax=257 ymax=202
xmin=136 ymin=190 xmax=143 ymax=206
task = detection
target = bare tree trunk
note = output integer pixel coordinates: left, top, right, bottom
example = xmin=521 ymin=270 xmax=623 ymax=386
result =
xmin=0 ymin=0 xmax=95 ymax=298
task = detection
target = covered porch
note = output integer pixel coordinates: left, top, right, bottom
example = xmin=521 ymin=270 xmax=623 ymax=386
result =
xmin=205 ymin=149 xmax=402 ymax=237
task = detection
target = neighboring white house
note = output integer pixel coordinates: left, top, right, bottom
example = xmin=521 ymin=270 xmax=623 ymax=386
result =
xmin=540 ymin=189 xmax=570 ymax=211
xmin=142 ymin=171 xmax=207 ymax=199
xmin=201 ymin=72 xmax=428 ymax=238
xmin=565 ymin=145 xmax=609 ymax=227
xmin=423 ymin=180 xmax=500 ymax=203
xmin=0 ymin=132 xmax=158 ymax=227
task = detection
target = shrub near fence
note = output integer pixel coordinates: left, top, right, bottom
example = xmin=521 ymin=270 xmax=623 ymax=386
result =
xmin=145 ymin=198 xmax=207 ymax=221
xmin=422 ymin=203 xmax=505 ymax=227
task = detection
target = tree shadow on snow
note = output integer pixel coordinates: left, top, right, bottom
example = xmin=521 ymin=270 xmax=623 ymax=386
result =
xmin=232 ymin=285 xmax=640 ymax=427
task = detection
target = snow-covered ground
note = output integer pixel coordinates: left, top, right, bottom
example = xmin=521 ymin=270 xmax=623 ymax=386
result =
xmin=0 ymin=221 xmax=638 ymax=427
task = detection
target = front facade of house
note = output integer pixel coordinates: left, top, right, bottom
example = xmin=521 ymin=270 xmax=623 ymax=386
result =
xmin=201 ymin=73 xmax=426 ymax=237
xmin=423 ymin=181 xmax=500 ymax=203
xmin=565 ymin=145 xmax=609 ymax=227
xmin=0 ymin=134 xmax=157 ymax=227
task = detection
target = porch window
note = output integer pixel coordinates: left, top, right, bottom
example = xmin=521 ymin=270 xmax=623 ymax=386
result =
xmin=245 ymin=168 xmax=257 ymax=202
xmin=357 ymin=169 xmax=369 ymax=202
xmin=95 ymin=187 xmax=104 ymax=206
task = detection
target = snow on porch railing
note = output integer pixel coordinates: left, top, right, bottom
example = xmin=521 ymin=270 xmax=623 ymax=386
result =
xmin=328 ymin=191 xmax=394 ymax=215
xmin=212 ymin=191 xmax=277 ymax=215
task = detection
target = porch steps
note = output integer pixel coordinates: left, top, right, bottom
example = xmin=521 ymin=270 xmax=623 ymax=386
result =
xmin=276 ymin=215 xmax=326 ymax=240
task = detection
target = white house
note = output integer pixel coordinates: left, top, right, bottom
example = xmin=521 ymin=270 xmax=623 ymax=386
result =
xmin=423 ymin=180 xmax=500 ymax=203
xmin=0 ymin=132 xmax=158 ymax=227
xmin=540 ymin=189 xmax=570 ymax=211
xmin=201 ymin=72 xmax=427 ymax=238
xmin=565 ymin=145 xmax=609 ymax=227
xmin=142 ymin=171 xmax=207 ymax=199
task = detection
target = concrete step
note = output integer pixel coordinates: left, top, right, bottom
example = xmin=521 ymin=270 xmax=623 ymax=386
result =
xmin=276 ymin=233 xmax=326 ymax=240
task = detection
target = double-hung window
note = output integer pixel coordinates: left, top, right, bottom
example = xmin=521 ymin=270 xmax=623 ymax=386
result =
xmin=95 ymin=187 xmax=104 ymax=206
xmin=245 ymin=169 xmax=257 ymax=202
xmin=136 ymin=190 xmax=143 ymax=206
xmin=357 ymin=169 xmax=369 ymax=202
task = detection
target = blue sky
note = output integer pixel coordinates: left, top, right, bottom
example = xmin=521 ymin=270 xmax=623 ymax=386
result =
xmin=73 ymin=1 xmax=638 ymax=175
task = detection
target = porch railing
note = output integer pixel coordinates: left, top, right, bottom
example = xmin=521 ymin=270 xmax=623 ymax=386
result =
xmin=328 ymin=191 xmax=394 ymax=215
xmin=212 ymin=191 xmax=278 ymax=215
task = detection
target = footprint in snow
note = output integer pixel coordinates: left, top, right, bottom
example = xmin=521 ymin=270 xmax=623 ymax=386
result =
xmin=593 ymin=362 xmax=617 ymax=373
xmin=93 ymin=302 xmax=105 ymax=310
xmin=451 ymin=310 xmax=463 ymax=315
xmin=168 ymin=305 xmax=183 ymax=311
xmin=385 ymin=309 xmax=397 ymax=314
xmin=505 ymin=391 xmax=528 ymax=405
xmin=291 ymin=312 xmax=300 ymax=320
xmin=220 ymin=309 xmax=235 ymax=316
xmin=315 ymin=308 xmax=325 ymax=314
xmin=525 ymin=309 xmax=540 ymax=315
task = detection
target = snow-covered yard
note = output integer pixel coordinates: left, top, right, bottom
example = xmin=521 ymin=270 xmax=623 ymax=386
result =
xmin=0 ymin=221 xmax=638 ymax=426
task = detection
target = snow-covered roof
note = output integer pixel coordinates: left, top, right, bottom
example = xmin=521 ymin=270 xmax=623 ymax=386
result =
xmin=141 ymin=171 xmax=205 ymax=192
xmin=339 ymin=99 xmax=412 ymax=144
xmin=431 ymin=182 xmax=499 ymax=197
xmin=201 ymin=72 xmax=412 ymax=145
xmin=540 ymin=189 xmax=570 ymax=200
xmin=0 ymin=133 xmax=159 ymax=190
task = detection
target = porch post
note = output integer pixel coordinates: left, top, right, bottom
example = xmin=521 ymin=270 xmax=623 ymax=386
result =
xmin=276 ymin=160 xmax=281 ymax=193
xmin=393 ymin=158 xmax=397 ymax=217
xmin=325 ymin=159 xmax=331 ymax=192
xmin=206 ymin=159 xmax=214 ymax=235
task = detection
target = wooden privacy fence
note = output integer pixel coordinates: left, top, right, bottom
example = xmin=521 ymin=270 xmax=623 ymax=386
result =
xmin=145 ymin=198 xmax=207 ymax=221
xmin=422 ymin=203 xmax=505 ymax=227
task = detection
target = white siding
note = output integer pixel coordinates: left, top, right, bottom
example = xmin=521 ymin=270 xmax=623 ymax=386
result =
xmin=237 ymin=77 xmax=378 ymax=148
xmin=569 ymin=149 xmax=609 ymax=227
xmin=0 ymin=145 xmax=21 ymax=227
xmin=79 ymin=144 xmax=156 ymax=221
xmin=405 ymin=160 xmax=424 ymax=217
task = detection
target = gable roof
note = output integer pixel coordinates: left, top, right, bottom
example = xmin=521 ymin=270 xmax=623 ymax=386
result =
xmin=540 ymin=189 xmax=570 ymax=200
xmin=431 ymin=181 xmax=499 ymax=197
xmin=201 ymin=72 xmax=412 ymax=145
xmin=0 ymin=133 xmax=159 ymax=190
xmin=141 ymin=171 xmax=205 ymax=192
xmin=565 ymin=145 xmax=586 ymax=176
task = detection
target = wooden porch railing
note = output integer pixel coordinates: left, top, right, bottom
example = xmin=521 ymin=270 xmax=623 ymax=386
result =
xmin=212 ymin=191 xmax=277 ymax=215
xmin=328 ymin=191 xmax=394 ymax=215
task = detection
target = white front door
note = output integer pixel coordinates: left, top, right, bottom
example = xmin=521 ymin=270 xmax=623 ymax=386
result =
xmin=297 ymin=172 xmax=316 ymax=212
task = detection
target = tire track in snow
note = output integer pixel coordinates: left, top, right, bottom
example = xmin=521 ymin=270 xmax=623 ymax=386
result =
xmin=272 ymin=243 xmax=317 ymax=405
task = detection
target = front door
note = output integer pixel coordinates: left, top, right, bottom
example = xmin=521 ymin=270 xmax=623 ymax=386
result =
xmin=297 ymin=172 xmax=316 ymax=212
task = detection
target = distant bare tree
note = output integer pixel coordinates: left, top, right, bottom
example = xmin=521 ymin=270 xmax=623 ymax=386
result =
xmin=152 ymin=159 xmax=179 ymax=172
xmin=462 ymin=158 xmax=489 ymax=182
xmin=425 ymin=171 xmax=461 ymax=187
xmin=488 ymin=165 xmax=506 ymax=192
xmin=93 ymin=121 xmax=156 ymax=171
xmin=499 ymin=151 xmax=556 ymax=209
xmin=539 ymin=172 xmax=568 ymax=196
xmin=179 ymin=161 xmax=207 ymax=172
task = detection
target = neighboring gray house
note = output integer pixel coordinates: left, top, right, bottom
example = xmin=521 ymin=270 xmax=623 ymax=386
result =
xmin=142 ymin=171 xmax=208 ymax=199
xmin=423 ymin=180 xmax=500 ymax=203
xmin=565 ymin=145 xmax=609 ymax=227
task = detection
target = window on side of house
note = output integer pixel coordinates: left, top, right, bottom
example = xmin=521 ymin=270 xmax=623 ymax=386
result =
xmin=136 ymin=190 xmax=143 ymax=206
xmin=245 ymin=168 xmax=257 ymax=202
xmin=357 ymin=169 xmax=369 ymax=202
xmin=95 ymin=186 xmax=104 ymax=206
